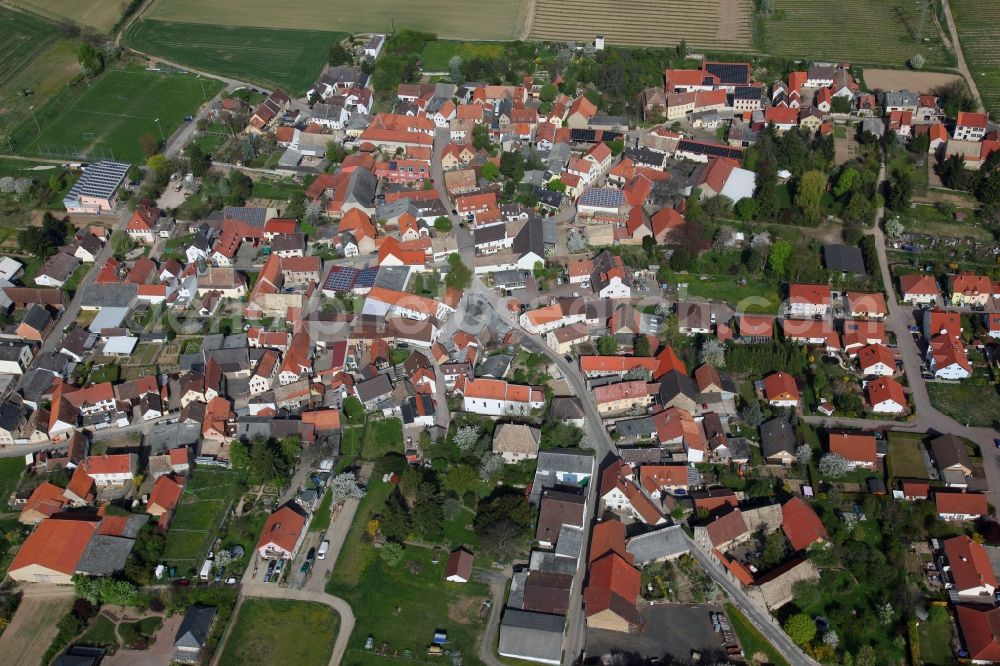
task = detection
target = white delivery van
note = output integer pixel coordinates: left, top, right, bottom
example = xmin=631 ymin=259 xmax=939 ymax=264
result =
xmin=317 ymin=540 xmax=330 ymax=560
xmin=199 ymin=559 xmax=212 ymax=580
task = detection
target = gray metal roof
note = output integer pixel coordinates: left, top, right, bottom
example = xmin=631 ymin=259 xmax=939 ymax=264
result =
xmin=78 ymin=283 xmax=137 ymax=309
xmin=64 ymin=161 xmax=129 ymax=202
xmin=554 ymin=524 xmax=584 ymax=561
xmin=224 ymin=207 xmax=267 ymax=226
xmin=626 ymin=525 xmax=690 ymax=564
xmin=498 ymin=610 xmax=565 ymax=664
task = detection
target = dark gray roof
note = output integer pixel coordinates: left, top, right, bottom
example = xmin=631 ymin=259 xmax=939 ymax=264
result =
xmin=474 ymin=224 xmax=509 ymax=245
xmin=657 ymin=370 xmax=698 ymax=403
xmin=614 ymin=415 xmax=656 ymax=441
xmin=346 ymin=168 xmax=376 ymax=207
xmin=356 ymin=373 xmax=393 ymax=403
xmin=498 ymin=610 xmax=565 ymax=664
xmin=22 ymin=303 xmax=52 ymax=331
xmin=478 ymin=353 xmax=512 ymax=379
xmin=174 ymin=604 xmax=217 ymax=649
xmin=224 ymin=206 xmax=267 ymax=226
xmin=0 ymin=398 xmax=24 ymax=431
xmin=930 ymin=433 xmax=973 ymax=472
xmin=549 ymin=397 xmax=584 ymax=421
xmin=78 ymin=283 xmax=137 ymax=309
xmin=19 ymin=368 xmax=57 ymax=404
xmin=760 ymin=417 xmax=796 ymax=458
xmin=39 ymin=252 xmax=80 ymax=281
xmin=622 ymin=146 xmax=666 ymax=168
xmin=77 ymin=534 xmax=136 ymax=575
xmin=822 ymin=244 xmax=866 ymax=274
xmin=537 ymin=449 xmax=595 ymax=475
xmin=511 ymin=217 xmax=546 ymax=257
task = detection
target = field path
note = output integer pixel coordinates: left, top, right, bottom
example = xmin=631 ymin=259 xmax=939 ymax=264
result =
xmin=519 ymin=0 xmax=537 ymax=40
xmin=0 ymin=585 xmax=74 ymax=666
xmin=939 ymin=0 xmax=985 ymax=111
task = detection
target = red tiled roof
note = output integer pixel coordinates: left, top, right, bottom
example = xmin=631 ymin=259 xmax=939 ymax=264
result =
xmin=957 ymin=605 xmax=1000 ymax=663
xmin=828 ymin=432 xmax=877 ymax=466
xmin=944 ymin=535 xmax=998 ymax=591
xmin=584 ymin=552 xmax=641 ymax=624
xmin=257 ymin=505 xmax=306 ymax=553
xmin=936 ymin=491 xmax=988 ymax=517
xmin=781 ymin=497 xmax=828 ymax=551
xmin=762 ymin=372 xmax=799 ymax=401
xmin=9 ymin=517 xmax=98 ymax=576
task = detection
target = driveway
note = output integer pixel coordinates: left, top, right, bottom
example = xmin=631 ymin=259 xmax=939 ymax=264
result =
xmin=103 ymin=614 xmax=183 ymax=666
xmin=586 ymin=603 xmax=724 ymax=662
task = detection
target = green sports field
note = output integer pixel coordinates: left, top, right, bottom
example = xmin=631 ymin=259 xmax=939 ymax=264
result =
xmin=123 ymin=20 xmax=344 ymax=94
xmin=14 ymin=68 xmax=222 ymax=163
xmin=0 ymin=7 xmax=59 ymax=89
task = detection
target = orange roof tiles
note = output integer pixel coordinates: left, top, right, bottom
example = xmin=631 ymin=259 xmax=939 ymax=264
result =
xmin=781 ymin=497 xmax=828 ymax=551
xmin=828 ymin=432 xmax=877 ymax=466
xmin=9 ymin=517 xmax=98 ymax=576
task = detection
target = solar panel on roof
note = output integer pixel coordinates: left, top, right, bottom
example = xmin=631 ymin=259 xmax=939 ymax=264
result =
xmin=65 ymin=161 xmax=129 ymax=201
xmin=704 ymin=62 xmax=750 ymax=85
xmin=323 ymin=266 xmax=360 ymax=291
xmin=578 ymin=188 xmax=624 ymax=208
xmin=570 ymin=129 xmax=597 ymax=143
xmin=355 ymin=267 xmax=379 ymax=287
xmin=677 ymin=140 xmax=743 ymax=160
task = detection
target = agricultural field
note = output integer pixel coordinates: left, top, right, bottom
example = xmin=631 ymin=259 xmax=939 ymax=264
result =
xmin=763 ymin=0 xmax=952 ymax=68
xmin=162 ymin=469 xmax=244 ymax=573
xmin=123 ymin=20 xmax=344 ymax=94
xmin=950 ymin=0 xmax=1000 ymax=117
xmin=12 ymin=0 xmax=129 ymax=33
xmin=530 ymin=0 xmax=752 ymax=49
xmin=420 ymin=41 xmax=506 ymax=71
xmin=0 ymin=7 xmax=66 ymax=134
xmin=144 ymin=0 xmax=527 ymax=40
xmin=220 ymin=600 xmax=339 ymax=666
xmin=12 ymin=68 xmax=223 ymax=163
xmin=862 ymin=68 xmax=962 ymax=94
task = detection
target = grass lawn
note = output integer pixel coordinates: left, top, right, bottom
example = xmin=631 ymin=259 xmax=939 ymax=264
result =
xmin=13 ymin=68 xmax=223 ymax=163
xmin=442 ymin=506 xmax=478 ymax=550
xmin=919 ymin=620 xmax=957 ymax=665
xmin=724 ymin=604 xmax=789 ymax=666
xmin=328 ymin=479 xmax=391 ymax=590
xmin=163 ymin=469 xmax=244 ymax=572
xmin=360 ymin=418 xmax=403 ymax=461
xmin=77 ymin=614 xmax=118 ymax=649
xmin=680 ymin=276 xmax=781 ymax=314
xmin=0 ymin=456 xmax=25 ymax=503
xmin=420 ymin=41 xmax=506 ymax=71
xmin=88 ymin=363 xmax=120 ymax=384
xmin=340 ymin=426 xmax=364 ymax=460
xmin=220 ymin=510 xmax=268 ymax=576
xmin=219 ymin=599 xmax=339 ymax=666
xmin=310 ymin=490 xmax=333 ymax=533
xmin=887 ymin=432 xmax=930 ymax=480
xmin=927 ymin=381 xmax=1000 ymax=428
xmin=331 ymin=545 xmax=490 ymax=664
xmin=123 ymin=20 xmax=345 ymax=95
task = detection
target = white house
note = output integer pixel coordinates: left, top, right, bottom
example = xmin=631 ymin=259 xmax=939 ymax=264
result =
xmin=459 ymin=377 xmax=545 ymax=417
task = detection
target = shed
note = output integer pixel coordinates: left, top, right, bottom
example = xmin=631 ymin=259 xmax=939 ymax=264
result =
xmin=444 ymin=547 xmax=474 ymax=583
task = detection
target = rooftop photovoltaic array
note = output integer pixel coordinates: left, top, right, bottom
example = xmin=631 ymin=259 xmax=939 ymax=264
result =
xmin=65 ymin=161 xmax=130 ymax=200
xmin=223 ymin=206 xmax=268 ymax=225
xmin=323 ymin=266 xmax=359 ymax=292
xmin=677 ymin=140 xmax=743 ymax=160
xmin=704 ymin=62 xmax=751 ymax=85
xmin=578 ymin=188 xmax=624 ymax=208
xmin=355 ymin=266 xmax=379 ymax=287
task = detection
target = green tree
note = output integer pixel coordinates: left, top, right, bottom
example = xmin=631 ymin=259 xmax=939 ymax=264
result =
xmin=481 ymin=161 xmax=500 ymax=181
xmin=634 ymin=335 xmax=651 ymax=357
xmin=139 ymin=133 xmax=160 ymax=159
xmin=379 ymin=541 xmax=404 ymax=565
xmin=342 ymin=396 xmax=364 ymax=424
xmin=606 ymin=139 xmax=625 ymax=156
xmin=784 ymin=613 xmax=817 ymax=646
xmin=546 ymin=179 xmax=567 ymax=193
xmin=499 ymin=151 xmax=525 ymax=183
xmin=77 ymin=43 xmax=103 ymax=75
xmin=733 ymin=197 xmax=758 ymax=221
xmin=472 ymin=124 xmax=492 ymax=152
xmin=433 ymin=216 xmax=453 ymax=232
xmin=796 ymin=170 xmax=825 ymax=223
xmin=445 ymin=253 xmax=472 ymax=290
xmin=379 ymin=489 xmax=411 ymax=542
xmin=669 ymin=247 xmax=692 ymax=272
xmin=443 ymin=464 xmax=478 ymax=497
xmin=412 ymin=482 xmax=444 ymax=541
xmin=327 ymin=43 xmax=352 ymax=66
xmin=474 ymin=492 xmax=535 ymax=536
xmin=754 ymin=164 xmax=779 ymax=221
xmin=768 ymin=240 xmax=792 ymax=278
xmin=938 ymin=154 xmax=968 ymax=191
xmin=187 ymin=142 xmax=211 ymax=177
xmin=539 ymin=83 xmax=558 ymax=103
xmin=596 ymin=335 xmax=618 ymax=355
xmin=834 ymin=167 xmax=861 ymax=199
xmin=146 ymin=154 xmax=168 ymax=175
xmin=111 ymin=230 xmax=135 ymax=259
xmin=886 ymin=166 xmax=914 ymax=211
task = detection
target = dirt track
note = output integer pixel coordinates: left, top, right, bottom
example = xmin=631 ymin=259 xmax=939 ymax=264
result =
xmin=0 ymin=591 xmax=74 ymax=666
xmin=863 ymin=69 xmax=962 ymax=94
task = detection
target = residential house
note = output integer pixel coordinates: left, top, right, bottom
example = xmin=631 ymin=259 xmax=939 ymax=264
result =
xmin=942 ymin=535 xmax=997 ymax=601
xmin=937 ymin=491 xmax=989 ymax=521
xmin=256 ymin=503 xmax=308 ymax=559
xmin=760 ymin=418 xmax=797 ymax=466
xmin=492 ymin=423 xmax=541 ymax=463
xmin=458 ymin=376 xmax=545 ymax=417
xmin=866 ymin=376 xmax=907 ymax=414
xmin=899 ymin=274 xmax=939 ymax=305
xmin=828 ymin=432 xmax=877 ymax=469
xmin=762 ymin=372 xmax=799 ymax=408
